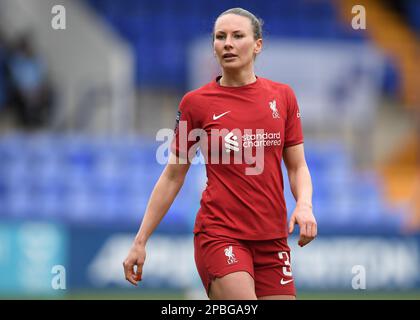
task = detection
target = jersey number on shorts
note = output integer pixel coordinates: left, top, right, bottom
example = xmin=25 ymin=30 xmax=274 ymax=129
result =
xmin=278 ymin=251 xmax=292 ymax=277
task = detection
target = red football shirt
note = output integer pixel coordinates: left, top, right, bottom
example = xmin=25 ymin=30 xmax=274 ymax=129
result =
xmin=171 ymin=76 xmax=304 ymax=240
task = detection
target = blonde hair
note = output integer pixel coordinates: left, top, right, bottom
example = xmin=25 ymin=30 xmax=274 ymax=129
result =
xmin=213 ymin=7 xmax=264 ymax=40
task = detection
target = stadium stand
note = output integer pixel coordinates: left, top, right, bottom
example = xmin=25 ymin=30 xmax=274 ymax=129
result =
xmin=0 ymin=0 xmax=419 ymax=298
xmin=0 ymin=0 xmax=416 ymax=231
xmin=84 ymin=0 xmax=369 ymax=90
xmin=0 ymin=133 xmax=407 ymax=232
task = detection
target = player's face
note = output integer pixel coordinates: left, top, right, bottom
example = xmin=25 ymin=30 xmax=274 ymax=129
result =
xmin=213 ymin=14 xmax=262 ymax=72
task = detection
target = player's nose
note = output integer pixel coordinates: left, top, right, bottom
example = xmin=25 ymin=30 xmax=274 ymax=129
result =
xmin=224 ymin=35 xmax=233 ymax=48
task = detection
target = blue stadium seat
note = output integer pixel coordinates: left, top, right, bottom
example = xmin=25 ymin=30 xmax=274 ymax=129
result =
xmin=406 ymin=2 xmax=420 ymax=32
xmin=0 ymin=133 xmax=407 ymax=231
xmin=82 ymin=0 xmax=369 ymax=89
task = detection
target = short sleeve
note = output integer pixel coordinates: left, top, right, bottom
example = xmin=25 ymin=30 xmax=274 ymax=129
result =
xmin=170 ymin=93 xmax=201 ymax=160
xmin=284 ymin=86 xmax=304 ymax=148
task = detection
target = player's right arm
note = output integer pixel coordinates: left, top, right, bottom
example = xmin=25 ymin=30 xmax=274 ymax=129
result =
xmin=123 ymin=152 xmax=191 ymax=286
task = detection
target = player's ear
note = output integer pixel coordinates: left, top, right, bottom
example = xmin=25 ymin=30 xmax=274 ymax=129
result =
xmin=254 ymin=38 xmax=262 ymax=54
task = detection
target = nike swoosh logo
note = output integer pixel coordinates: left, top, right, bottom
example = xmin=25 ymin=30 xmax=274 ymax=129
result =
xmin=280 ymin=278 xmax=294 ymax=285
xmin=213 ymin=111 xmax=230 ymax=120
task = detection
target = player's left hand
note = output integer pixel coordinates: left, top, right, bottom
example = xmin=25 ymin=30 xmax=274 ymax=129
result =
xmin=288 ymin=203 xmax=317 ymax=247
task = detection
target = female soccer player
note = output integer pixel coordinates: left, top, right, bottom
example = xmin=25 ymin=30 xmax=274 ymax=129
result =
xmin=123 ymin=8 xmax=317 ymax=300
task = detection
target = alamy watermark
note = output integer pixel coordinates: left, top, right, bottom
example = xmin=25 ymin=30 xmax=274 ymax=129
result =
xmin=155 ymin=121 xmax=284 ymax=175
xmin=351 ymin=265 xmax=366 ymax=290
xmin=51 ymin=265 xmax=66 ymax=290
xmin=51 ymin=5 xmax=66 ymax=30
xmin=352 ymin=5 xmax=366 ymax=30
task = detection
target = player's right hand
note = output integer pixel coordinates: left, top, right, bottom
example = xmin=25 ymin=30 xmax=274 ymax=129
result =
xmin=123 ymin=244 xmax=146 ymax=286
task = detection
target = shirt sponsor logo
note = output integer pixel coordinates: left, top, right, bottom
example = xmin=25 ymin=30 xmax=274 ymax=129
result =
xmin=224 ymin=132 xmax=239 ymax=153
xmin=157 ymin=124 xmax=284 ymax=175
xmin=224 ymin=131 xmax=282 ymax=153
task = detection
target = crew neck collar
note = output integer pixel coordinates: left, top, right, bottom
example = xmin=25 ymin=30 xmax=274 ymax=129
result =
xmin=214 ymin=75 xmax=260 ymax=90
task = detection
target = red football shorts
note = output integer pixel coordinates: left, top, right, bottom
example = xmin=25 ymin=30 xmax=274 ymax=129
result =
xmin=194 ymin=232 xmax=296 ymax=298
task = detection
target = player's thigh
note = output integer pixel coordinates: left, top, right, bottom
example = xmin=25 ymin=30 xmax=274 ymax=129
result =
xmin=209 ymin=271 xmax=257 ymax=300
xmin=258 ymin=295 xmax=296 ymax=300
xmin=194 ymin=232 xmax=256 ymax=299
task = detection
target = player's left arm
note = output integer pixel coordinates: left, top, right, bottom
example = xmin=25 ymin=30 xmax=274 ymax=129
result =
xmin=283 ymin=143 xmax=317 ymax=247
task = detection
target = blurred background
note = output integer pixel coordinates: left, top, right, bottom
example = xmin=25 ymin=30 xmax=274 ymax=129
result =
xmin=0 ymin=0 xmax=419 ymax=300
